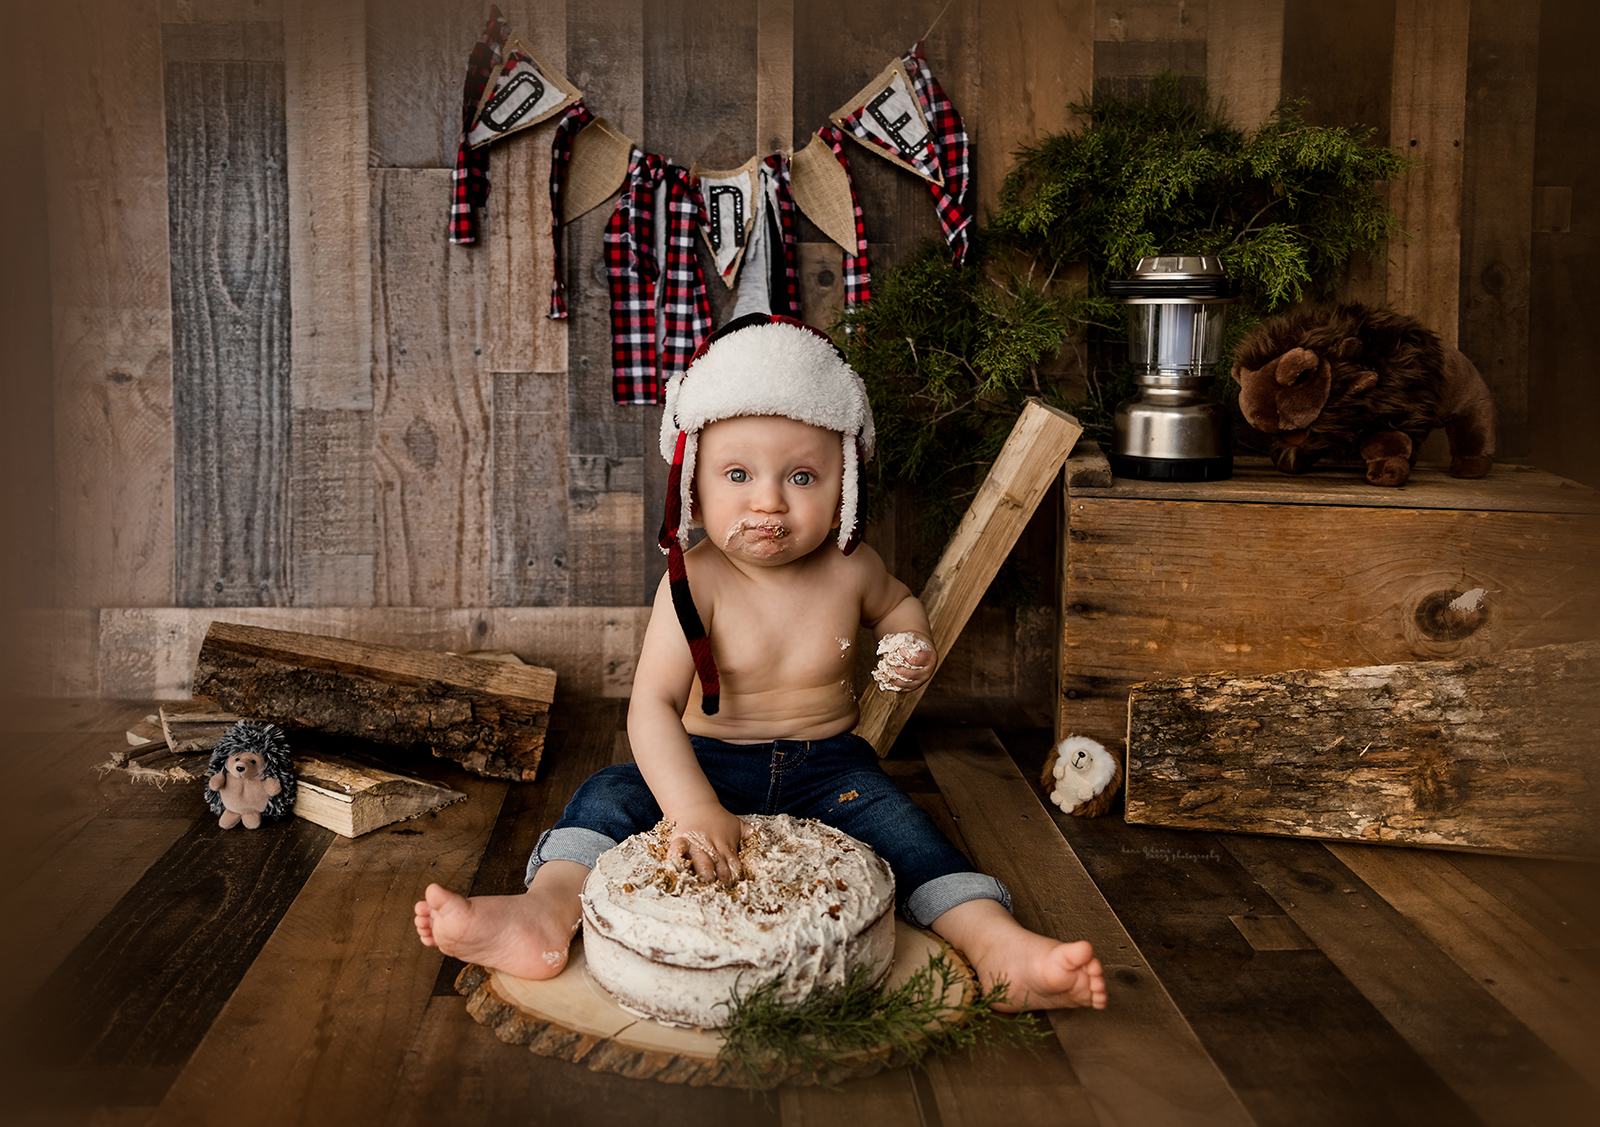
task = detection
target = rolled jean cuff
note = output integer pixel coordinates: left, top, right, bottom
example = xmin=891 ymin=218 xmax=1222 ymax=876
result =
xmin=904 ymin=872 xmax=1012 ymax=929
xmin=525 ymin=827 xmax=618 ymax=886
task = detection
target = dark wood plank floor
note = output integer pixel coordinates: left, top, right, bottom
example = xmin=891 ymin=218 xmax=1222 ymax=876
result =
xmin=1 ymin=696 xmax=1595 ymax=1127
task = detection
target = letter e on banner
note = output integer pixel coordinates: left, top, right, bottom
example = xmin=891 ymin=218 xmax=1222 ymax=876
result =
xmin=829 ymin=59 xmax=944 ymax=186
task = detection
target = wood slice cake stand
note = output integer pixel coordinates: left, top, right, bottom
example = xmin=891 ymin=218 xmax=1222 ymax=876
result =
xmin=455 ymin=919 xmax=976 ymax=1088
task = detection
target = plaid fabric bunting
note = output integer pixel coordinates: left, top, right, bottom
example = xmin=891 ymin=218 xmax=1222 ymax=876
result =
xmin=903 ymin=42 xmax=972 ymax=265
xmin=817 ymin=126 xmax=871 ymax=308
xmin=763 ymin=155 xmax=801 ymax=318
xmin=606 ymin=151 xmax=664 ymax=403
xmin=605 ymin=153 xmax=710 ymax=404
xmin=547 ymin=100 xmax=595 ymax=319
xmin=659 ymin=165 xmax=713 ymax=380
xmin=449 ymin=8 xmax=509 ymax=245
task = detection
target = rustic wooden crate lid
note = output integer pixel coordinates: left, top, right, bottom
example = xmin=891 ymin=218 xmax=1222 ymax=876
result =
xmin=1065 ymin=449 xmax=1599 ymax=515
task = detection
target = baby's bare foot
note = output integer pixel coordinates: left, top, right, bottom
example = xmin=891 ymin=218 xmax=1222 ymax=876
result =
xmin=931 ymin=898 xmax=1108 ymax=1012
xmin=977 ymin=931 xmax=1107 ymax=1012
xmin=413 ymin=862 xmax=587 ymax=980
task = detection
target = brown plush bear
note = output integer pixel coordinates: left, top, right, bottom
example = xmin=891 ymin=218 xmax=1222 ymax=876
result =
xmin=1233 ymin=303 xmax=1496 ymax=486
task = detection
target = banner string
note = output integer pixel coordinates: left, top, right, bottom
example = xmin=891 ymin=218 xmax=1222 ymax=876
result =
xmin=923 ymin=0 xmax=957 ymax=43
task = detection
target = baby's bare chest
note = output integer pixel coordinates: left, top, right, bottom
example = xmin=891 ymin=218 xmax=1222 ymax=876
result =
xmin=708 ymin=583 xmax=863 ymax=688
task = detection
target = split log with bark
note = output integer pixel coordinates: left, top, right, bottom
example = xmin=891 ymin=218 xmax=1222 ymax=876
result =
xmin=192 ymin=622 xmax=556 ymax=781
xmin=1124 ymin=640 xmax=1600 ymax=857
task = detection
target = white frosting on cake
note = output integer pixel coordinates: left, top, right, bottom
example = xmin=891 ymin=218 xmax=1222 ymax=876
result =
xmin=580 ymin=814 xmax=896 ymax=1028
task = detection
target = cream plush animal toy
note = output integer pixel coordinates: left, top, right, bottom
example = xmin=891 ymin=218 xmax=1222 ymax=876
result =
xmin=1040 ymin=736 xmax=1123 ymax=817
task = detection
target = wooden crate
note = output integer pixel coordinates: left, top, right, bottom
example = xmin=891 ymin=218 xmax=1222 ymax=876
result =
xmin=1057 ymin=450 xmax=1600 ymax=751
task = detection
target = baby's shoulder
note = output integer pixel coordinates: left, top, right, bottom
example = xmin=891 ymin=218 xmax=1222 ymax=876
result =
xmin=831 ymin=541 xmax=890 ymax=581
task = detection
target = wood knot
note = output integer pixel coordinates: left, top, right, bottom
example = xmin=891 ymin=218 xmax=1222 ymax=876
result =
xmin=1414 ymin=588 xmax=1488 ymax=641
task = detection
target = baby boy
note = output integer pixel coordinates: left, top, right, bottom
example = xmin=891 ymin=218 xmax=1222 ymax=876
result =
xmin=415 ymin=314 xmax=1106 ymax=1013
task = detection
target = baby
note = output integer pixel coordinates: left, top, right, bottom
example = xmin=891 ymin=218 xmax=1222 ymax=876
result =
xmin=415 ymin=314 xmax=1106 ymax=1013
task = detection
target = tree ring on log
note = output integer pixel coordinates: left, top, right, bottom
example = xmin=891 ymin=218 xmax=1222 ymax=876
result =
xmin=453 ymin=920 xmax=975 ymax=1088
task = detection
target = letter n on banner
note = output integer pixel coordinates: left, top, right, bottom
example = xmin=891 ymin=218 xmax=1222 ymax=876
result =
xmin=691 ymin=157 xmax=760 ymax=288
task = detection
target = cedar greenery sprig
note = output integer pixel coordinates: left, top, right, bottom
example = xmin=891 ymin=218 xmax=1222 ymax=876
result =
xmin=838 ymin=76 xmax=1408 ymax=568
xmin=993 ymin=74 xmax=1408 ymax=313
xmin=716 ymin=949 xmax=1050 ymax=1089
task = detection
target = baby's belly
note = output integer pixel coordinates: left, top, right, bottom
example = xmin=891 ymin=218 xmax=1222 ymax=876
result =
xmin=682 ymin=678 xmax=860 ymax=743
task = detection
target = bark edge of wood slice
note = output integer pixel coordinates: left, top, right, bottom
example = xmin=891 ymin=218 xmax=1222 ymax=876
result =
xmin=454 ymin=919 xmax=973 ymax=1088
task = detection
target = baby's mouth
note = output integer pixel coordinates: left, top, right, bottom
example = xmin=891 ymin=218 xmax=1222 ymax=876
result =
xmin=723 ymin=519 xmax=790 ymax=548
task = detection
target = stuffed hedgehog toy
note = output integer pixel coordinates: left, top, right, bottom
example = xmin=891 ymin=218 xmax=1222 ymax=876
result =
xmin=1040 ymin=736 xmax=1123 ymax=817
xmin=1232 ymin=303 xmax=1496 ymax=487
xmin=205 ymin=720 xmax=297 ymax=829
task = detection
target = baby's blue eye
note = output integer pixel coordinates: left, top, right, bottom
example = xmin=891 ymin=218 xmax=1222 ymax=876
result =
xmin=790 ymin=471 xmax=814 ymax=486
xmin=727 ymin=469 xmax=749 ymax=483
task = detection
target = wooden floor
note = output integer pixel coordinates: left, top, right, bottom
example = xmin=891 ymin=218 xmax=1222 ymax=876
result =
xmin=2 ymin=695 xmax=1596 ymax=1127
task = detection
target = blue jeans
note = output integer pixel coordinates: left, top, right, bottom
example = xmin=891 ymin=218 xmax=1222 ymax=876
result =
xmin=527 ymin=732 xmax=1010 ymax=929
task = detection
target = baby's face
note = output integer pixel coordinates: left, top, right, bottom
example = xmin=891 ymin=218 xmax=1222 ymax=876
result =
xmin=695 ymin=415 xmax=844 ymax=566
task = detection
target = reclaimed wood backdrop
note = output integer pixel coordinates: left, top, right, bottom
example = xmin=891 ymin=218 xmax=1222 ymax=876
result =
xmin=2 ymin=0 xmax=1595 ymax=701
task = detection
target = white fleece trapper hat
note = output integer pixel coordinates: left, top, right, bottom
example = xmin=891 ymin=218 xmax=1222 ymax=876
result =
xmin=657 ymin=312 xmax=875 ymax=714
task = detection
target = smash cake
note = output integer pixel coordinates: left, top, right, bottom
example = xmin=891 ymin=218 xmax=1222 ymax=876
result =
xmin=579 ymin=813 xmax=897 ymax=1028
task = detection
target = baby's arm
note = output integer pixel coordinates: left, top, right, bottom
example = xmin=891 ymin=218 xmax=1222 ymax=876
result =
xmin=856 ymin=545 xmax=937 ymax=692
xmin=627 ymin=575 xmax=748 ymax=884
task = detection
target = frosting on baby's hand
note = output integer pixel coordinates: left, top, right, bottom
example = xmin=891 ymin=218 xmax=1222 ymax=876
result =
xmin=871 ymin=631 xmax=934 ymax=692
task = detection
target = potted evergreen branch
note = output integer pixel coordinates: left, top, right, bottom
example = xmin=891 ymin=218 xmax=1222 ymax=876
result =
xmin=840 ymin=76 xmax=1409 ymax=561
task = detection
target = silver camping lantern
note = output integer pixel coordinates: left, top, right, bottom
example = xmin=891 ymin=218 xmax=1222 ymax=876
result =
xmin=1105 ymin=256 xmax=1236 ymax=481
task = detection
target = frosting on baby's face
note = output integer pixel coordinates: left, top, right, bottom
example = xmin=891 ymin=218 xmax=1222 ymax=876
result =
xmin=694 ymin=415 xmax=843 ymax=567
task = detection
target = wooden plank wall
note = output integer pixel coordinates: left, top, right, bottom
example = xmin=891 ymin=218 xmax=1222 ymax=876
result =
xmin=46 ymin=0 xmax=177 ymax=611
xmin=164 ymin=18 xmax=294 ymax=607
xmin=1528 ymin=0 xmax=1600 ymax=488
xmin=10 ymin=0 xmax=1595 ymax=698
xmin=0 ymin=0 xmax=57 ymax=659
xmin=287 ymin=0 xmax=376 ymax=607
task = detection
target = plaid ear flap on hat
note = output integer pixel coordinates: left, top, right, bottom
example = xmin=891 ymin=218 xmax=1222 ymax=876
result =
xmin=658 ymin=427 xmax=719 ymax=713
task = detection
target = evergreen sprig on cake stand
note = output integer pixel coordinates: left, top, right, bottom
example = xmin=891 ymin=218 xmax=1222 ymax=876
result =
xmin=717 ymin=948 xmax=1050 ymax=1089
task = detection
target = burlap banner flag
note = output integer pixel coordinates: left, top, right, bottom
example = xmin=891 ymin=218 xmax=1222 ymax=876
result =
xmin=829 ymin=59 xmax=943 ymax=186
xmin=691 ymin=157 xmax=761 ymax=288
xmin=789 ymin=133 xmax=861 ymax=257
xmin=468 ymin=33 xmax=581 ymax=148
xmin=563 ymin=117 xmax=634 ymax=223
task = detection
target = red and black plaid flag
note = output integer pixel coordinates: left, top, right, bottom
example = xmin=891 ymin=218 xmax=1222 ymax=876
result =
xmin=605 ymin=153 xmax=710 ymax=404
xmin=904 ymin=41 xmax=972 ymax=265
xmin=547 ymin=100 xmax=595 ymax=318
xmin=660 ymin=165 xmax=713 ymax=380
xmin=762 ymin=154 xmax=802 ymax=318
xmin=605 ymin=151 xmax=663 ymax=403
xmin=449 ymin=8 xmax=509 ymax=245
xmin=817 ymin=125 xmax=872 ymax=309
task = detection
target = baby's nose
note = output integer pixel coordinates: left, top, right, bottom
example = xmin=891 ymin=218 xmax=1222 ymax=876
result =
xmin=751 ymin=481 xmax=786 ymax=511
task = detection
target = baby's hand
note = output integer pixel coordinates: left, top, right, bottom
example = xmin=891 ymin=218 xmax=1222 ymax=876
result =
xmin=666 ymin=803 xmax=753 ymax=886
xmin=871 ymin=631 xmax=936 ymax=693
